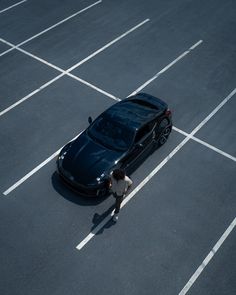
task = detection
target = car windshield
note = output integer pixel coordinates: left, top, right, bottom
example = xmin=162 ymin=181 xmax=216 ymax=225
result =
xmin=88 ymin=115 xmax=134 ymax=151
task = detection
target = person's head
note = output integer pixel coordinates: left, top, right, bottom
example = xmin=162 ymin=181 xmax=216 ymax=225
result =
xmin=112 ymin=168 xmax=125 ymax=181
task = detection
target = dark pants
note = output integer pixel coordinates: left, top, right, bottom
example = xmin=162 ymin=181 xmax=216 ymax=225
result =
xmin=113 ymin=193 xmax=124 ymax=214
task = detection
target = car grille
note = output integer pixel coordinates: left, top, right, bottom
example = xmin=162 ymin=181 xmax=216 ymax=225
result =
xmin=57 ymin=166 xmax=103 ymax=197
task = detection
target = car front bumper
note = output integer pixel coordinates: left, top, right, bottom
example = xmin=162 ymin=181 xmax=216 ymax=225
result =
xmin=57 ymin=162 xmax=108 ymax=197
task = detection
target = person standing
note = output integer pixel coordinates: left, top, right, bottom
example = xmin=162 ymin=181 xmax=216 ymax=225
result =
xmin=110 ymin=169 xmax=133 ymax=222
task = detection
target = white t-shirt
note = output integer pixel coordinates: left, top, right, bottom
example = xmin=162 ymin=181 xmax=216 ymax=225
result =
xmin=110 ymin=175 xmax=133 ymax=196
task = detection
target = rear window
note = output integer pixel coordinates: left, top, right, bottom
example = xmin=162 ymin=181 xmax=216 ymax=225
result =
xmin=131 ymin=99 xmax=159 ymax=110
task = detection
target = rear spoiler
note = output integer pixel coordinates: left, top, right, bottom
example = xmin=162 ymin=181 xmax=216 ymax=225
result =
xmin=127 ymin=92 xmax=168 ymax=110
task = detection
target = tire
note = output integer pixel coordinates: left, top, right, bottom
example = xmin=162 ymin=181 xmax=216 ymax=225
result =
xmin=157 ymin=126 xmax=171 ymax=146
xmin=154 ymin=118 xmax=171 ymax=147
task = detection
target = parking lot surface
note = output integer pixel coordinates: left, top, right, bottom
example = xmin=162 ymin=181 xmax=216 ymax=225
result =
xmin=0 ymin=0 xmax=235 ymax=294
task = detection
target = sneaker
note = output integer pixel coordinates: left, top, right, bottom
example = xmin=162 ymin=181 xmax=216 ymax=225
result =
xmin=113 ymin=214 xmax=119 ymax=222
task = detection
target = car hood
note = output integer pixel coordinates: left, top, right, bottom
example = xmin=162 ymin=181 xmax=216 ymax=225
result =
xmin=61 ymin=132 xmax=123 ymax=185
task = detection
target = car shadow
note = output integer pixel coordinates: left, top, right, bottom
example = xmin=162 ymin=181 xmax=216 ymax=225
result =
xmin=51 ymin=172 xmax=108 ymax=206
xmin=52 ymin=172 xmax=117 ymax=235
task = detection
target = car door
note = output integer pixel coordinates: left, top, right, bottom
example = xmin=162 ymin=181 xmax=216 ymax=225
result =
xmin=121 ymin=121 xmax=156 ymax=174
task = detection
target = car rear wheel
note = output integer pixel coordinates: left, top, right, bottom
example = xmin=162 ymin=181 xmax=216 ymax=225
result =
xmin=158 ymin=126 xmax=171 ymax=145
xmin=154 ymin=118 xmax=171 ymax=147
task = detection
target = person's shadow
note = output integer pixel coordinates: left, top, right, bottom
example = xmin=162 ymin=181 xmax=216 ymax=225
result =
xmin=52 ymin=172 xmax=116 ymax=234
xmin=91 ymin=205 xmax=117 ymax=234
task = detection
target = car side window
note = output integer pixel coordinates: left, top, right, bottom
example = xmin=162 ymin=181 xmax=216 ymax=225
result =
xmin=135 ymin=122 xmax=155 ymax=143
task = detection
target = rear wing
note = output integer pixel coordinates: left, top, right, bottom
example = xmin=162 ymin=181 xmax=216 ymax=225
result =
xmin=127 ymin=93 xmax=168 ymax=110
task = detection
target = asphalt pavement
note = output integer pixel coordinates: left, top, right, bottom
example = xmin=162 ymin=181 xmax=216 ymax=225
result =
xmin=0 ymin=0 xmax=235 ymax=294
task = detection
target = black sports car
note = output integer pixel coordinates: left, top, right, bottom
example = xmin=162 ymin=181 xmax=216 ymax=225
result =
xmin=57 ymin=93 xmax=172 ymax=196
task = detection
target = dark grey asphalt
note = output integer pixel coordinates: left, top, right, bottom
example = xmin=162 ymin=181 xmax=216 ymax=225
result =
xmin=0 ymin=0 xmax=235 ymax=295
xmin=143 ymin=36 xmax=236 ymax=133
xmin=196 ymin=95 xmax=236 ymax=157
xmin=0 ymin=40 xmax=10 ymax=53
xmin=0 ymin=0 xmax=21 ymax=10
xmin=0 ymin=0 xmax=98 ymax=44
xmin=0 ymin=50 xmax=58 ymax=110
xmin=72 ymin=141 xmax=236 ymax=295
xmin=0 ymin=76 xmax=113 ymax=189
xmin=189 ymin=229 xmax=236 ymax=295
xmin=23 ymin=0 xmax=153 ymax=69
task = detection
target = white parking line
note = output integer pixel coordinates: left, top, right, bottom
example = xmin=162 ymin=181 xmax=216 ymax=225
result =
xmin=0 ymin=37 xmax=200 ymax=117
xmin=66 ymin=18 xmax=150 ymax=71
xmin=76 ymin=87 xmax=236 ymax=250
xmin=0 ymin=47 xmax=14 ymax=56
xmin=1 ymin=38 xmax=119 ymax=104
xmin=0 ymin=0 xmax=102 ymax=57
xmin=173 ymin=127 xmax=236 ymax=162
xmin=179 ymin=217 xmax=236 ymax=295
xmin=0 ymin=38 xmax=67 ymax=72
xmin=18 ymin=0 xmax=102 ymax=47
xmin=1 ymin=37 xmax=205 ymax=195
xmin=129 ymin=40 xmax=203 ymax=96
xmin=191 ymin=88 xmax=236 ymax=134
xmin=3 ymin=132 xmax=82 ymax=196
xmin=0 ymin=19 xmax=149 ymax=115
xmin=76 ymin=136 xmax=190 ymax=250
xmin=0 ymin=0 xmax=27 ymax=14
xmin=3 ymin=121 xmax=235 ymax=197
xmin=0 ymin=74 xmax=64 ymax=117
xmin=67 ymin=73 xmax=120 ymax=101
xmin=3 ymin=48 xmax=235 ymax=197
xmin=0 ymin=18 xmax=149 ymax=73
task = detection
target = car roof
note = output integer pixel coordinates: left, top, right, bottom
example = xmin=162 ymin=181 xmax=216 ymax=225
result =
xmin=104 ymin=99 xmax=162 ymax=130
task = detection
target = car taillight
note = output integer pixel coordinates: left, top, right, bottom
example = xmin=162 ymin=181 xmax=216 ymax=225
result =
xmin=165 ymin=108 xmax=172 ymax=116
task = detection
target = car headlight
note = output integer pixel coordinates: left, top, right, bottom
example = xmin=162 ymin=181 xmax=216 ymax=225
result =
xmin=58 ymin=150 xmax=67 ymax=160
xmin=58 ymin=141 xmax=73 ymax=161
xmin=96 ymin=173 xmax=105 ymax=184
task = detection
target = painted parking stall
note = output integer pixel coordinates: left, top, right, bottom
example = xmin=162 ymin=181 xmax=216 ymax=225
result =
xmin=1 ymin=39 xmax=202 ymax=194
xmin=0 ymin=0 xmax=102 ymax=44
xmin=0 ymin=0 xmax=27 ymax=14
xmin=0 ymin=18 xmax=148 ymax=115
xmin=0 ymin=0 xmax=235 ymax=294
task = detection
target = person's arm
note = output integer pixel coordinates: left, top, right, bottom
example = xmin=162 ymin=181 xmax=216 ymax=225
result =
xmin=126 ymin=175 xmax=132 ymax=186
xmin=125 ymin=176 xmax=133 ymax=192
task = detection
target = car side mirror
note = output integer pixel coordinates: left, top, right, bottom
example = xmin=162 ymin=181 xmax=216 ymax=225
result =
xmin=88 ymin=116 xmax=93 ymax=124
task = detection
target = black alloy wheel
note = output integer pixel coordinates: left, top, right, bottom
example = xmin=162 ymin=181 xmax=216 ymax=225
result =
xmin=153 ymin=118 xmax=171 ymax=146
xmin=158 ymin=126 xmax=171 ymax=145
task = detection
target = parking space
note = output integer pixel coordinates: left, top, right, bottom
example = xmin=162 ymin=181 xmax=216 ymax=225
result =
xmin=0 ymin=0 xmax=99 ymax=44
xmin=188 ymin=229 xmax=236 ymax=295
xmin=0 ymin=0 xmax=24 ymax=10
xmin=0 ymin=131 xmax=184 ymax=295
xmin=71 ymin=20 xmax=200 ymax=98
xmin=0 ymin=50 xmax=58 ymax=110
xmin=196 ymin=91 xmax=236 ymax=157
xmin=0 ymin=76 xmax=113 ymax=190
xmin=72 ymin=140 xmax=236 ymax=295
xmin=22 ymin=1 xmax=149 ymax=69
xmin=72 ymin=0 xmax=236 ymax=99
xmin=141 ymin=38 xmax=236 ymax=133
xmin=0 ymin=0 xmax=235 ymax=294
xmin=0 ymin=39 xmax=10 ymax=54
